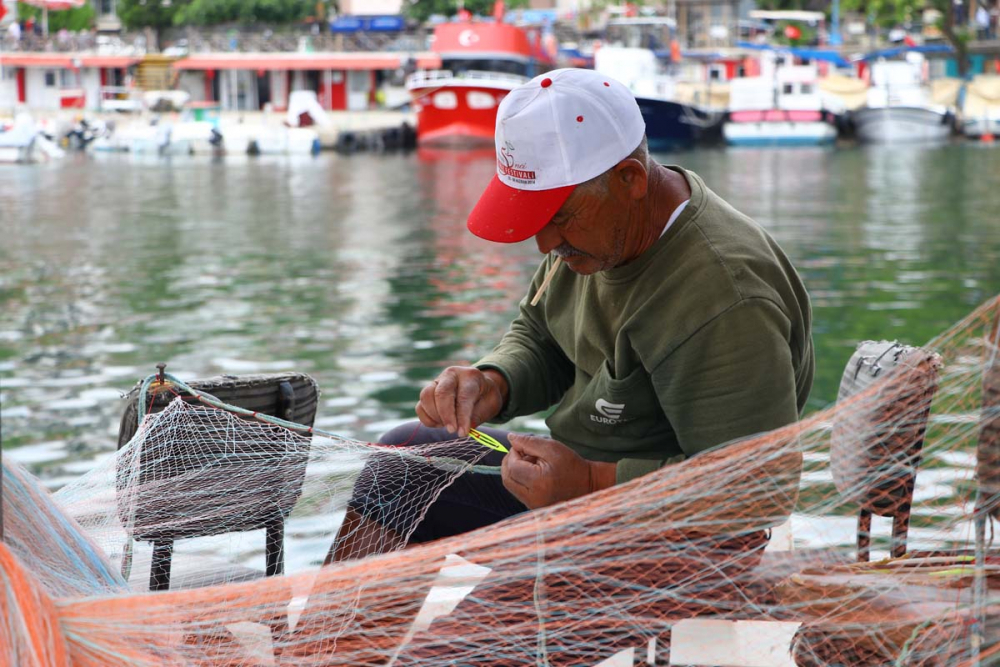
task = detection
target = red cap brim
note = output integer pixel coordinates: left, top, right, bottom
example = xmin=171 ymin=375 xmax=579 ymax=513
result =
xmin=467 ymin=175 xmax=575 ymax=244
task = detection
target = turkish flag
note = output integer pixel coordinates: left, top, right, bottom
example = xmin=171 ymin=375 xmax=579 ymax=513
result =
xmin=904 ymin=35 xmax=917 ymax=47
xmin=0 ymin=3 xmax=7 ymax=22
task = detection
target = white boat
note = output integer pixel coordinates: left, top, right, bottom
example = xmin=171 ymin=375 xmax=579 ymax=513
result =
xmin=723 ymin=56 xmax=840 ymax=147
xmin=960 ymin=75 xmax=1000 ymax=139
xmin=853 ymin=58 xmax=952 ymax=144
xmin=0 ymin=114 xmax=65 ymax=163
xmin=169 ymin=121 xmax=223 ymax=155
xmin=126 ymin=123 xmax=174 ymax=154
xmin=223 ymin=123 xmax=321 ymax=156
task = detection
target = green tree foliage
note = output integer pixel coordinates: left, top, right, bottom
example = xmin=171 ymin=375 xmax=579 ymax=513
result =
xmin=403 ymin=0 xmax=528 ymax=23
xmin=752 ymin=0 xmax=829 ymax=10
xmin=840 ymin=0 xmax=922 ymax=26
xmin=841 ymin=0 xmax=973 ymax=76
xmin=117 ymin=0 xmax=188 ymax=32
xmin=118 ymin=0 xmax=313 ymax=29
xmin=16 ymin=1 xmax=95 ymax=31
xmin=174 ymin=0 xmax=314 ymax=26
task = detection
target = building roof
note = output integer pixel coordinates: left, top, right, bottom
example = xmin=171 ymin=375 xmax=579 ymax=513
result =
xmin=172 ymin=52 xmax=440 ymax=71
xmin=0 ymin=53 xmax=141 ymax=68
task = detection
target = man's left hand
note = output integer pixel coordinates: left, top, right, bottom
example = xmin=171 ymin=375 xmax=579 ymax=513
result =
xmin=501 ymin=433 xmax=617 ymax=509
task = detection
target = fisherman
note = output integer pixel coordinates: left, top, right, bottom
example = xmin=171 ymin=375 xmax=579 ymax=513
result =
xmin=296 ymin=65 xmax=815 ymax=666
xmin=326 ymin=67 xmax=813 ymax=563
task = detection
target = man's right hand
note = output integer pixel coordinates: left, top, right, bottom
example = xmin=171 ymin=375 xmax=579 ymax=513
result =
xmin=416 ymin=367 xmax=508 ymax=438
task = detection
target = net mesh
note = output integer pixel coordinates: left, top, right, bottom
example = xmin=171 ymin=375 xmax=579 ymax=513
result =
xmin=1 ymin=293 xmax=998 ymax=667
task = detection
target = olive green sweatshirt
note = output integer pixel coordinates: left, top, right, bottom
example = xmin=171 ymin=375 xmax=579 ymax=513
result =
xmin=476 ymin=167 xmax=814 ymax=484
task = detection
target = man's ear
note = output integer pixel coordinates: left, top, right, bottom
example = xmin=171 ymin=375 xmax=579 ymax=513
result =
xmin=612 ymin=158 xmax=648 ymax=200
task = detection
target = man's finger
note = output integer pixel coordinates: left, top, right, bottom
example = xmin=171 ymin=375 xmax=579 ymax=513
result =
xmin=415 ymin=401 xmax=442 ymax=428
xmin=454 ymin=376 xmax=480 ymax=437
xmin=416 ymin=383 xmax=442 ymax=425
xmin=503 ymin=456 xmax=537 ymax=491
xmin=435 ymin=372 xmax=459 ymax=432
xmin=508 ymin=433 xmax=551 ymax=460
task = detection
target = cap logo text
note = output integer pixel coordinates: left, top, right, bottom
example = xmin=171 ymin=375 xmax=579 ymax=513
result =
xmin=498 ymin=142 xmax=536 ymax=184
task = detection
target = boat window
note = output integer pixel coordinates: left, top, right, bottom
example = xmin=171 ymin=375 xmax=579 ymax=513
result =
xmin=800 ymin=83 xmax=813 ymax=95
xmin=466 ymin=91 xmax=495 ymax=109
xmin=782 ymin=83 xmax=795 ymax=95
xmin=433 ymin=91 xmax=458 ymax=109
xmin=44 ymin=71 xmax=57 ymax=87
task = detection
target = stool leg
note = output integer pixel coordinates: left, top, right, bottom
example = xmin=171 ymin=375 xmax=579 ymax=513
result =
xmin=857 ymin=509 xmax=872 ymax=562
xmin=266 ymin=521 xmax=284 ymax=577
xmin=150 ymin=539 xmax=173 ymax=591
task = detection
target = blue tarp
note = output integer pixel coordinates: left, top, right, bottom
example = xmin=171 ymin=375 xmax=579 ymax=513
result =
xmin=857 ymin=44 xmax=954 ymax=61
xmin=736 ymin=41 xmax=852 ymax=68
xmin=505 ymin=9 xmax=558 ymax=25
xmin=329 ymin=15 xmax=405 ymax=33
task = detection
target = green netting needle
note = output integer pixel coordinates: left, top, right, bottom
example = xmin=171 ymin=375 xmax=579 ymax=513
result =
xmin=469 ymin=428 xmax=508 ymax=453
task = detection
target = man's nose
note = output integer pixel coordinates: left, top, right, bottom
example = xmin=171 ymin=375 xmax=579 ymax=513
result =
xmin=534 ymin=222 xmax=562 ymax=255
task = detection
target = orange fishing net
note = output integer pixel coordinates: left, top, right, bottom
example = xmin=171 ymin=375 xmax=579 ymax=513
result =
xmin=2 ymin=294 xmax=998 ymax=667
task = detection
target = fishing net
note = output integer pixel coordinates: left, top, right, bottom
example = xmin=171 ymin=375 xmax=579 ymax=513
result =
xmin=2 ymin=293 xmax=999 ymax=667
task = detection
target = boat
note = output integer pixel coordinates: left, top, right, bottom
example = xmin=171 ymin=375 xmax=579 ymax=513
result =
xmin=960 ymin=74 xmax=1000 ymax=139
xmin=724 ymin=54 xmax=841 ymax=147
xmin=0 ymin=114 xmax=65 ymax=163
xmin=852 ymin=57 xmax=953 ymax=144
xmin=223 ymin=123 xmax=321 ymax=156
xmin=406 ymin=19 xmax=552 ymax=147
xmin=594 ymin=46 xmax=723 ymax=151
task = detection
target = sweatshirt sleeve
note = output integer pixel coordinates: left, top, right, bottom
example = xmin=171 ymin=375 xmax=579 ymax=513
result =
xmin=616 ymin=298 xmax=801 ymax=484
xmin=475 ymin=261 xmax=575 ymax=423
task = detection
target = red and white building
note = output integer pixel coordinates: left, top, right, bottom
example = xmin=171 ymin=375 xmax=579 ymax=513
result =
xmin=0 ymin=53 xmax=137 ymax=110
xmin=172 ymin=51 xmax=440 ymax=112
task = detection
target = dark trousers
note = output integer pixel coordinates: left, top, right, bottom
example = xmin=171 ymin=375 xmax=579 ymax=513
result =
xmin=350 ymin=421 xmax=528 ymax=544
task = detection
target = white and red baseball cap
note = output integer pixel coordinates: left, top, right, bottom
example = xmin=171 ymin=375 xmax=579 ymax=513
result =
xmin=467 ymin=68 xmax=646 ymax=243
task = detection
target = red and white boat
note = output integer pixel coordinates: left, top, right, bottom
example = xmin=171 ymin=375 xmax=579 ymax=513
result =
xmin=723 ymin=55 xmax=842 ymax=147
xmin=407 ymin=19 xmax=553 ymax=147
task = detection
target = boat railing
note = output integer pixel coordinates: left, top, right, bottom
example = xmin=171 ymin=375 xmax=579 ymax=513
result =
xmin=99 ymin=86 xmax=144 ymax=113
xmin=406 ymin=69 xmax=529 ymax=89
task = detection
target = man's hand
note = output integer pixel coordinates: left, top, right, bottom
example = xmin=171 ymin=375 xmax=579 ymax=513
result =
xmin=416 ymin=366 xmax=508 ymax=437
xmin=501 ymin=433 xmax=617 ymax=509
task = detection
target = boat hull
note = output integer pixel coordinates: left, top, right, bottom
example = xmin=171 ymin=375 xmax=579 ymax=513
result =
xmin=962 ymin=115 xmax=1000 ymax=138
xmin=409 ymin=82 xmax=513 ymax=148
xmin=635 ymin=96 xmax=723 ymax=150
xmin=724 ymin=111 xmax=837 ymax=147
xmin=853 ymin=106 xmax=952 ymax=144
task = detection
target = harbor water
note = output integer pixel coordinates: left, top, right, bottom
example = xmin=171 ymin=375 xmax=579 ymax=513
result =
xmin=2 ymin=143 xmax=999 ymax=494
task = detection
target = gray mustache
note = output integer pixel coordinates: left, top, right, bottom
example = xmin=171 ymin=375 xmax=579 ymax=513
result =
xmin=552 ymin=243 xmax=589 ymax=259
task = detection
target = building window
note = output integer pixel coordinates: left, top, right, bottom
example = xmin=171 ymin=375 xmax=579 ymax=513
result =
xmin=44 ymin=71 xmax=57 ymax=87
xmin=782 ymin=83 xmax=794 ymax=95
xmin=800 ymin=83 xmax=813 ymax=95
xmin=98 ymin=0 xmax=115 ymax=15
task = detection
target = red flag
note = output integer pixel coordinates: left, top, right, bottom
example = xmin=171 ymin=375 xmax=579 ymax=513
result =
xmin=493 ymin=1 xmax=504 ymax=22
xmin=0 ymin=3 xmax=7 ymax=22
xmin=904 ymin=34 xmax=917 ymax=47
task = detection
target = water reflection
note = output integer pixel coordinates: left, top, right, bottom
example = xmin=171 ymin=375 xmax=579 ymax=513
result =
xmin=1 ymin=146 xmax=999 ymax=487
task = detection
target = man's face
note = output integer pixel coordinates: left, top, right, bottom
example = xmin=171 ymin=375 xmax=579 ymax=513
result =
xmin=533 ymin=181 xmax=629 ymax=275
